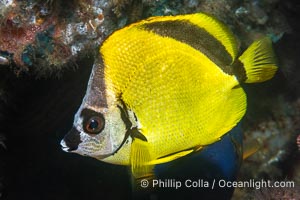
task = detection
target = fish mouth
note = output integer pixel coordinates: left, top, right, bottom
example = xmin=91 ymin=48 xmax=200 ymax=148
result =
xmin=61 ymin=126 xmax=82 ymax=152
xmin=60 ymin=140 xmax=70 ymax=152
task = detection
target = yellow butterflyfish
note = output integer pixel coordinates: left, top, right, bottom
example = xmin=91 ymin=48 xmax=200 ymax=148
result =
xmin=61 ymin=13 xmax=278 ymax=179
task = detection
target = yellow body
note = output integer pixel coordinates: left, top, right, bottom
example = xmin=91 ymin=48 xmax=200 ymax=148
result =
xmin=103 ymin=29 xmax=244 ymax=156
xmin=99 ymin=13 xmax=277 ymax=177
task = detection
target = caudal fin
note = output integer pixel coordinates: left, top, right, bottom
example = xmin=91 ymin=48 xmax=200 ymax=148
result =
xmin=238 ymin=37 xmax=278 ymax=83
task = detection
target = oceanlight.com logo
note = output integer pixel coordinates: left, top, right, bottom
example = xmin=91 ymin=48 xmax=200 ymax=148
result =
xmin=140 ymin=179 xmax=295 ymax=190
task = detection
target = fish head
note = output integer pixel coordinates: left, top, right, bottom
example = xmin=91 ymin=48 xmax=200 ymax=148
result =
xmin=60 ymin=60 xmax=128 ymax=160
xmin=61 ymin=104 xmax=127 ymax=160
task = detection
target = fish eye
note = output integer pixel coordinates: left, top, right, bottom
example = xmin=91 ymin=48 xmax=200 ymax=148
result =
xmin=84 ymin=116 xmax=105 ymax=135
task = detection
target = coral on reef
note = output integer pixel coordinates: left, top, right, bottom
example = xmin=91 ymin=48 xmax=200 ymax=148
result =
xmin=242 ymin=98 xmax=300 ymax=179
xmin=0 ymin=0 xmax=107 ymax=76
xmin=252 ymin=183 xmax=300 ymax=200
xmin=232 ymin=98 xmax=300 ymax=198
xmin=297 ymin=134 xmax=300 ymax=150
xmin=0 ymin=0 xmax=291 ymax=76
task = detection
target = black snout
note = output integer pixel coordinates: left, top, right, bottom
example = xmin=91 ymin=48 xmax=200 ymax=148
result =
xmin=63 ymin=127 xmax=82 ymax=151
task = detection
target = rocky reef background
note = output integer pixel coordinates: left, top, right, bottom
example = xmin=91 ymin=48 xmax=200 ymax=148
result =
xmin=0 ymin=0 xmax=299 ymax=199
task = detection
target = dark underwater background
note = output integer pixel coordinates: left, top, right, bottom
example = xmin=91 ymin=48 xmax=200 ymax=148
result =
xmin=1 ymin=0 xmax=300 ymax=199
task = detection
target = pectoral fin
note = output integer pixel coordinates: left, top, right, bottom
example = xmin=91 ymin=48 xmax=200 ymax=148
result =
xmin=130 ymin=138 xmax=154 ymax=179
xmin=130 ymin=130 xmax=204 ymax=178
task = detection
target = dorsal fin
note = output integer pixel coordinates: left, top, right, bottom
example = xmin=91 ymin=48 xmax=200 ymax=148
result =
xmin=187 ymin=13 xmax=238 ymax=61
xmin=138 ymin=13 xmax=238 ymax=62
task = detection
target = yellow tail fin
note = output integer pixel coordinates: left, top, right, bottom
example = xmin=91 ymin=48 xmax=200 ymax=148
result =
xmin=238 ymin=37 xmax=278 ymax=83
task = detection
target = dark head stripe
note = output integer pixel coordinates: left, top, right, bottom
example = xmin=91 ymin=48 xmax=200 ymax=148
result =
xmin=86 ymin=57 xmax=107 ymax=107
xmin=142 ymin=20 xmax=233 ymax=75
xmin=81 ymin=108 xmax=105 ymax=123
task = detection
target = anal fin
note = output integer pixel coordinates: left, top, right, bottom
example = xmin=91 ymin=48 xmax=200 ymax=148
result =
xmin=148 ymin=149 xmax=194 ymax=165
